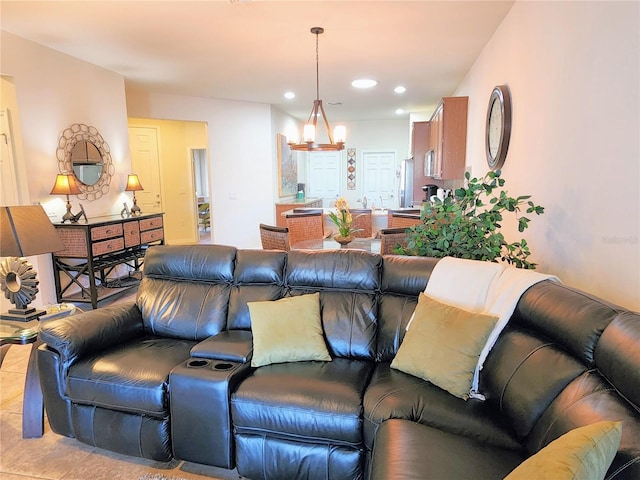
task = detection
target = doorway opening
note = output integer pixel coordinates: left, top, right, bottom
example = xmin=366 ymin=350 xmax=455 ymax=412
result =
xmin=192 ymin=148 xmax=212 ymax=244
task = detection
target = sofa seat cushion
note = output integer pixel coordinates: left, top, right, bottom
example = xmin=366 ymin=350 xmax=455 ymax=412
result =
xmin=231 ymin=358 xmax=374 ymax=445
xmin=363 ymin=363 xmax=521 ymax=451
xmin=370 ymin=419 xmax=524 ymax=480
xmin=67 ymin=336 xmax=195 ymax=417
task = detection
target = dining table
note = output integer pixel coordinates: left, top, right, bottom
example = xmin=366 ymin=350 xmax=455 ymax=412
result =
xmin=280 ymin=208 xmax=389 ymax=237
xmin=291 ymin=237 xmax=381 ymax=254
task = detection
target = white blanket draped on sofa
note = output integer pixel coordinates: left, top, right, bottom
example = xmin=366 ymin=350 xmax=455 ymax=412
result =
xmin=421 ymin=257 xmax=560 ymax=399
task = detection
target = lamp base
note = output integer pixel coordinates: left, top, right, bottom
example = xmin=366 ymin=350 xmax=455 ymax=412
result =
xmin=0 ymin=307 xmax=46 ymax=322
xmin=130 ymin=195 xmax=142 ymax=215
xmin=61 ymin=203 xmax=85 ymax=223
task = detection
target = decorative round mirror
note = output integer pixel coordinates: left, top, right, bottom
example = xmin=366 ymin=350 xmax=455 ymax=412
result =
xmin=56 ymin=123 xmax=114 ymax=201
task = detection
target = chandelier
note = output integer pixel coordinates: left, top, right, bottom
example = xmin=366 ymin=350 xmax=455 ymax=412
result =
xmin=288 ymin=27 xmax=346 ymax=151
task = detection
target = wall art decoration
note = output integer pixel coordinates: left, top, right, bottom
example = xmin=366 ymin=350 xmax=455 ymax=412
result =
xmin=347 ymin=148 xmax=356 ymax=190
xmin=277 ymin=133 xmax=297 ymax=197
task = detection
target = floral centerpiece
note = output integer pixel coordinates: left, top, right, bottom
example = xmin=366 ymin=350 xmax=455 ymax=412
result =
xmin=328 ymin=197 xmax=360 ymax=245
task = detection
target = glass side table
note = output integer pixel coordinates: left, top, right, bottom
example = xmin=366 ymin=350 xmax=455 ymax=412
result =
xmin=0 ymin=304 xmax=77 ymax=438
xmin=0 ymin=319 xmax=42 ymax=438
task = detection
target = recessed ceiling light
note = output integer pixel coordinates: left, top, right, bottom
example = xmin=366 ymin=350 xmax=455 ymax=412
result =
xmin=284 ymin=91 xmax=295 ymax=100
xmin=352 ymin=79 xmax=378 ymax=89
xmin=394 ymin=86 xmax=406 ymax=94
xmin=395 ymin=108 xmax=405 ymax=115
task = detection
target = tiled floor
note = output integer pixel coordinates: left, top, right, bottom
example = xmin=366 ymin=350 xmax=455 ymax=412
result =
xmin=0 ymin=288 xmax=242 ymax=480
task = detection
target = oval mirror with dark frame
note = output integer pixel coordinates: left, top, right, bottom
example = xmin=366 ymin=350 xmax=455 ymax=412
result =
xmin=485 ymin=85 xmax=512 ymax=171
xmin=56 ymin=123 xmax=114 ymax=201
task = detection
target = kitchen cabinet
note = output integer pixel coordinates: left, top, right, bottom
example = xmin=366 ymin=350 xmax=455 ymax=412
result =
xmin=428 ymin=96 xmax=468 ymax=180
xmin=410 ymin=121 xmax=433 ymax=203
xmin=52 ymin=213 xmax=164 ymax=308
xmin=274 ymin=198 xmax=323 ymax=227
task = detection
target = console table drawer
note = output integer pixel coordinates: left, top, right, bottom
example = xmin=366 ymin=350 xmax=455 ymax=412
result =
xmin=91 ymin=224 xmax=123 ymax=241
xmin=141 ymin=228 xmax=164 ymax=244
xmin=124 ymin=222 xmax=141 ymax=248
xmin=140 ymin=217 xmax=163 ymax=231
xmin=92 ymin=237 xmax=125 ymax=256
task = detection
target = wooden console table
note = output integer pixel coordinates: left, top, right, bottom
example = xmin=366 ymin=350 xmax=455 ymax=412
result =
xmin=52 ymin=213 xmax=164 ymax=309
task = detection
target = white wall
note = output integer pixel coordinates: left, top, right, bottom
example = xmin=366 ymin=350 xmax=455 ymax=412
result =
xmin=0 ymin=32 xmax=133 ymax=308
xmin=456 ymin=1 xmax=639 ymax=311
xmin=126 ymin=88 xmax=273 ymax=249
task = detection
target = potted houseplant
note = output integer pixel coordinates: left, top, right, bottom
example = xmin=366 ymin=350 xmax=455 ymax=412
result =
xmin=396 ymin=170 xmax=545 ymax=269
xmin=328 ymin=197 xmax=361 ymax=245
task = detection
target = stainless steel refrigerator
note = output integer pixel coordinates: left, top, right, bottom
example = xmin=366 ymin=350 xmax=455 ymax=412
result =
xmin=400 ymin=158 xmax=414 ymax=208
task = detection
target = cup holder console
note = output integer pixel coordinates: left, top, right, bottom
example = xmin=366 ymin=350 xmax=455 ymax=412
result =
xmin=186 ymin=358 xmax=236 ymax=371
xmin=214 ymin=362 xmax=234 ymax=371
xmin=187 ymin=359 xmax=210 ymax=368
xmin=171 ymin=356 xmax=250 ymax=468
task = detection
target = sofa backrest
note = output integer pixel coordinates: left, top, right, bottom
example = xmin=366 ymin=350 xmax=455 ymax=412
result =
xmin=286 ymin=250 xmax=382 ymax=360
xmin=481 ymin=281 xmax=640 ymax=478
xmin=138 ymin=244 xmax=236 ymax=340
xmin=227 ymin=249 xmax=287 ymax=329
xmin=376 ymin=255 xmax=438 ymax=362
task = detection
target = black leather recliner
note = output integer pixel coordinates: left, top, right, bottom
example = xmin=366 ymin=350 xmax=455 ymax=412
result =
xmin=38 ymin=244 xmax=640 ymax=479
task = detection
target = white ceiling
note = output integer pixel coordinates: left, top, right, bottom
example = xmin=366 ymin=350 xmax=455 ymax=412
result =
xmin=1 ymin=0 xmax=515 ymax=122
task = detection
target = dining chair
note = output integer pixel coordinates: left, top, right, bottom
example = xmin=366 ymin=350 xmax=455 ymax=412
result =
xmin=198 ymin=202 xmax=210 ymax=231
xmin=379 ymin=227 xmax=411 ymax=255
xmin=285 ymin=211 xmax=329 ymax=247
xmin=387 ymin=209 xmax=422 ymax=228
xmin=259 ymin=223 xmax=290 ymax=251
xmin=349 ymin=209 xmax=373 ymax=238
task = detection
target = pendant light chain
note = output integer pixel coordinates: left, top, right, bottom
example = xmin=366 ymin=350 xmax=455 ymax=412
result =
xmin=315 ymin=29 xmax=320 ymax=102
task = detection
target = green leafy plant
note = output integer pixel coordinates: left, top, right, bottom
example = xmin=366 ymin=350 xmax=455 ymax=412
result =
xmin=396 ymin=170 xmax=545 ymax=269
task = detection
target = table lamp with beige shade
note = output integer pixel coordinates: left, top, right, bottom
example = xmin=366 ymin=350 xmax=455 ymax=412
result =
xmin=49 ymin=173 xmax=83 ymax=223
xmin=125 ymin=173 xmax=144 ymax=215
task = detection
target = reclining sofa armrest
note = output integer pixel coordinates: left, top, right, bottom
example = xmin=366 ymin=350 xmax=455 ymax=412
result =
xmin=39 ymin=302 xmax=144 ymax=365
xmin=191 ymin=330 xmax=253 ymax=363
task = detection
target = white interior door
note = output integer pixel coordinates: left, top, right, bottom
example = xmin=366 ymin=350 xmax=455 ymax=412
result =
xmin=362 ymin=151 xmax=397 ymax=209
xmin=0 ymin=109 xmax=19 ymax=205
xmin=307 ymin=151 xmax=340 ymax=207
xmin=128 ymin=127 xmax=162 ymax=213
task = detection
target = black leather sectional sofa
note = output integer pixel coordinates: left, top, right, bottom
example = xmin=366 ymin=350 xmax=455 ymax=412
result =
xmin=38 ymin=245 xmax=640 ymax=479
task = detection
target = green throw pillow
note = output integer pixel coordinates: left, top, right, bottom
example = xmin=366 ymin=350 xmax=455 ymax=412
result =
xmin=248 ymin=292 xmax=332 ymax=367
xmin=390 ymin=293 xmax=499 ymax=400
xmin=504 ymin=421 xmax=622 ymax=480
